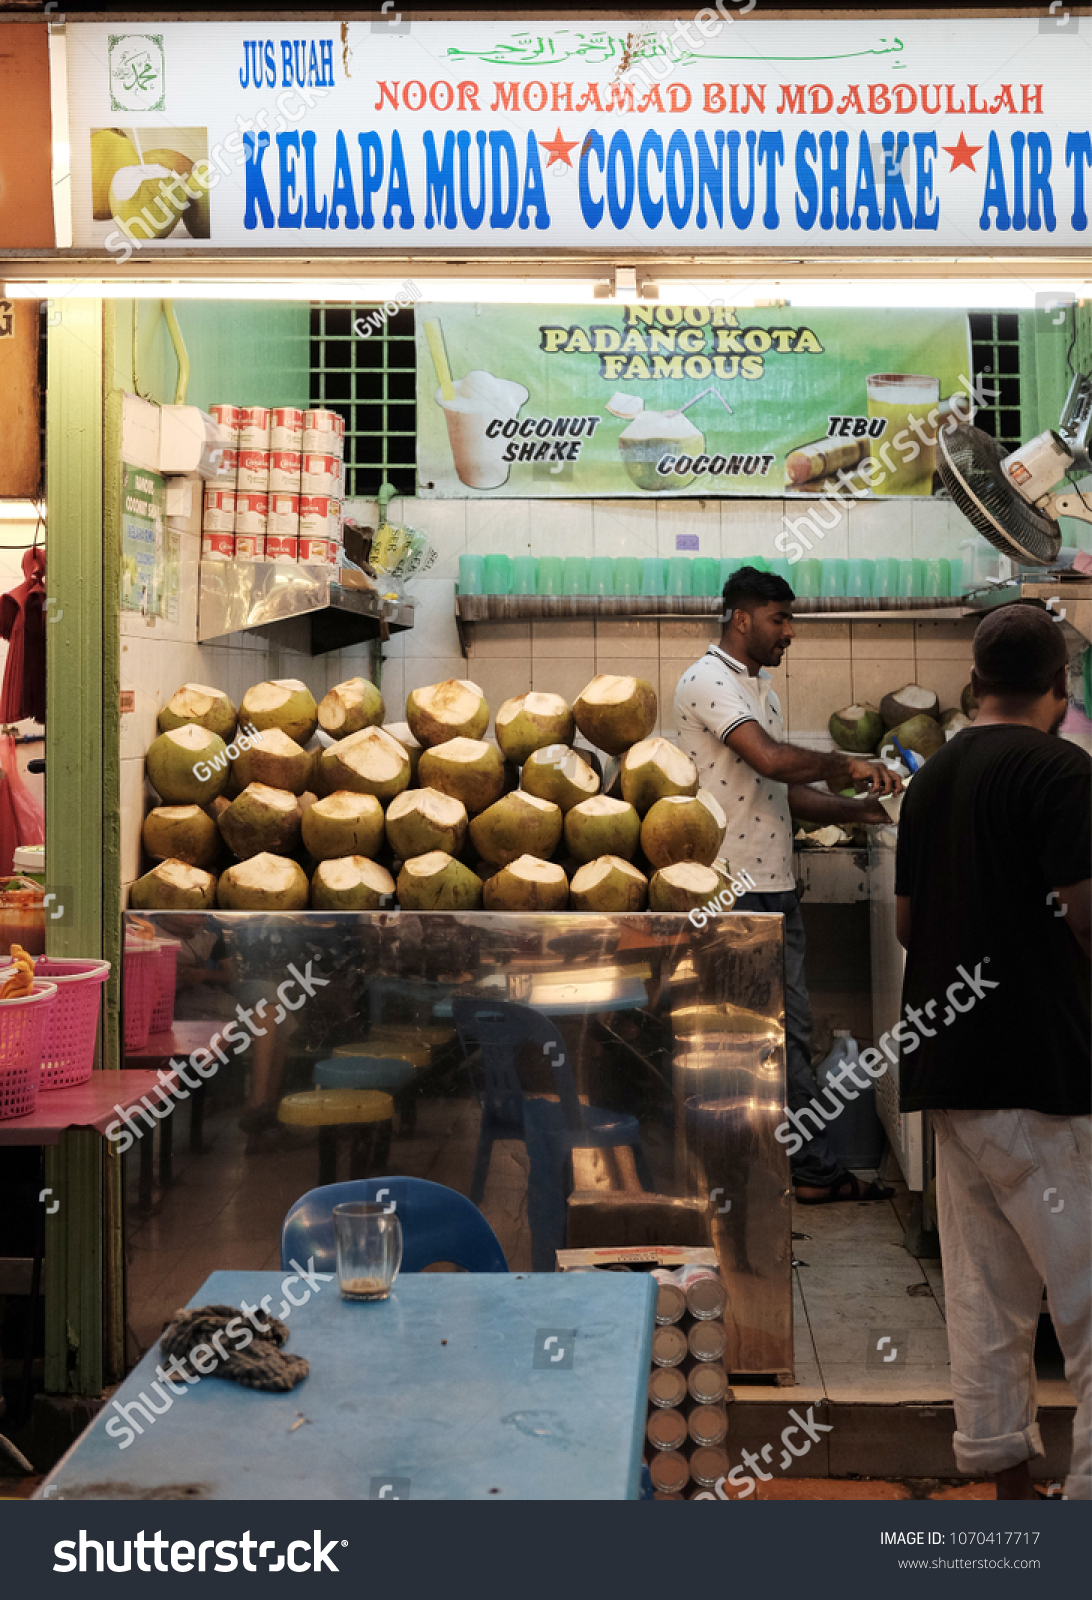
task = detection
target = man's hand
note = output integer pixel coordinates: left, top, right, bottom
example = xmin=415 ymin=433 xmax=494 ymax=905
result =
xmin=856 ymin=798 xmax=891 ymax=824
xmin=846 ymin=758 xmax=903 ymax=796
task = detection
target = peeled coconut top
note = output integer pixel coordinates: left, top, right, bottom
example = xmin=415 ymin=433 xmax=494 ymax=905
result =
xmin=162 ymin=683 xmax=233 ymax=716
xmin=572 ymin=795 xmax=633 ymax=819
xmin=496 ymin=692 xmax=569 ymax=726
xmin=311 ymin=790 xmax=381 ymax=820
xmin=161 ymin=723 xmax=220 ymax=753
xmin=241 ymin=727 xmax=305 ymax=759
xmin=624 ymin=738 xmax=698 ymax=785
xmin=653 ymin=791 xmax=728 ymax=828
xmin=243 ymin=678 xmax=311 ymax=713
xmin=315 ymin=856 xmax=394 ymax=892
xmin=501 ymin=855 xmax=568 ymax=885
xmin=223 ymin=853 xmax=303 ymax=892
xmin=383 ymin=721 xmax=421 ymax=752
xmin=657 ymin=862 xmax=720 ymax=892
xmin=579 ymin=674 xmax=647 ymax=709
xmin=413 ymin=679 xmax=484 ymax=717
xmin=146 ymin=859 xmax=213 ymax=891
xmin=571 ymin=856 xmax=647 ymax=891
xmin=386 ymin=787 xmax=467 ymax=826
xmin=236 ymin=782 xmax=299 ymax=815
xmin=880 ymin=684 xmax=939 ymax=726
xmin=333 ymin=726 xmax=410 ymax=780
xmin=402 ymin=850 xmax=458 ymax=879
xmin=426 ymin=736 xmax=496 ymax=765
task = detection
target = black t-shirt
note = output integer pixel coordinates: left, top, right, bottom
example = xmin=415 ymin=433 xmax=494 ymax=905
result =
xmin=895 ymin=724 xmax=1091 ymax=1114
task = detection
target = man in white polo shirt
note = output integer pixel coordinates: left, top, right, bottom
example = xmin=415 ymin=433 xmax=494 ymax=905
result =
xmin=675 ymin=566 xmax=901 ymax=1203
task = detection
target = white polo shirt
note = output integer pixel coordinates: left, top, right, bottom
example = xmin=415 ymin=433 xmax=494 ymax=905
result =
xmin=674 ymin=645 xmax=795 ymax=892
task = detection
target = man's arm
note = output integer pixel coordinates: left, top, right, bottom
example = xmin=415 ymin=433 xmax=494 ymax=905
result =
xmin=895 ymin=894 xmax=911 ymax=949
xmin=788 ymin=783 xmax=889 ymax=827
xmin=726 ymin=719 xmax=901 ymax=795
xmin=1056 ymin=878 xmax=1091 ymax=959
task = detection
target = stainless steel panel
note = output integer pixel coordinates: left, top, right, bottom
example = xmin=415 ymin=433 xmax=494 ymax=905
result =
xmin=124 ymin=910 xmax=792 ymax=1376
xmin=198 ymin=558 xmax=414 ymax=642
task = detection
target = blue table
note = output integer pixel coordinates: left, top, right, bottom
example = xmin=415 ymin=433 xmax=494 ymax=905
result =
xmin=43 ymin=1271 xmax=656 ymax=1501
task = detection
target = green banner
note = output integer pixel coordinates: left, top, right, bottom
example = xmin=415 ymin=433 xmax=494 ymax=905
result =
xmin=120 ymin=462 xmax=168 ymax=615
xmin=415 ymin=303 xmax=971 ymax=499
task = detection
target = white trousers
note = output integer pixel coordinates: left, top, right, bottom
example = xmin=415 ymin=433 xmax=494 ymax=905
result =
xmin=934 ymin=1107 xmax=1091 ymax=1499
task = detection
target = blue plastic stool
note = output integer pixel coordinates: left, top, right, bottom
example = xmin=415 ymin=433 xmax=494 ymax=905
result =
xmin=281 ymin=1176 xmax=509 ymax=1275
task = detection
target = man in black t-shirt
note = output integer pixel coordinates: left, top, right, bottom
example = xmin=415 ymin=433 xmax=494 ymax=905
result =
xmin=896 ymin=602 xmax=1090 ymax=1501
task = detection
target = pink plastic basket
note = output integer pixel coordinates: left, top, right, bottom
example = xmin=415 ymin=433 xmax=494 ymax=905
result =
xmin=0 ymin=980 xmax=57 ymax=1120
xmin=34 ymin=958 xmax=111 ymax=1090
xmin=124 ymin=944 xmax=160 ymax=1052
xmin=149 ymin=940 xmax=181 ymax=1033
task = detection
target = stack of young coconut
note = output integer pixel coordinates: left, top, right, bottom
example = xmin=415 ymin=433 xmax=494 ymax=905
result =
xmin=828 ymin=681 xmax=976 ymax=763
xmin=130 ymin=673 xmax=735 ymax=915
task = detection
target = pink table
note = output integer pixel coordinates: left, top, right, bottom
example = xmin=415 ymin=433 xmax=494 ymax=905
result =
xmin=0 ymin=1069 xmax=179 ymax=1146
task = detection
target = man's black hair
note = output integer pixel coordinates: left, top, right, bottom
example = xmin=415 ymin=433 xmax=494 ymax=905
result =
xmin=723 ymin=565 xmax=795 ymax=616
xmin=973 ymin=599 xmax=1067 ymax=699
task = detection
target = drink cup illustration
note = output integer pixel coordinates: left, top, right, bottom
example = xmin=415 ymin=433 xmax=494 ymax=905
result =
xmin=865 ymin=373 xmax=941 ymax=495
xmin=437 ymin=370 xmax=530 ymax=490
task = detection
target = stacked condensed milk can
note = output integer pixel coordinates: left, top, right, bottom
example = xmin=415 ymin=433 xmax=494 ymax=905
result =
xmin=203 ymin=405 xmax=345 ymax=564
xmin=646 ymin=1263 xmax=733 ymax=1499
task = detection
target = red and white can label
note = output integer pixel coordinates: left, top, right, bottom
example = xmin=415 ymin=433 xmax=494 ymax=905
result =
xmin=236 ymin=448 xmax=270 ymax=491
xmin=301 ymin=452 xmax=342 ymax=495
xmin=265 ymin=534 xmax=299 ymax=562
xmin=214 ymin=445 xmax=239 ymax=483
xmin=238 ymin=406 xmax=270 ymax=448
xmin=202 ymin=487 xmax=235 ymax=532
xmin=269 ymin=407 xmax=304 ymax=448
xmin=299 ymin=536 xmax=339 ymax=565
xmin=268 ymin=449 xmax=302 ymax=490
xmin=234 ymin=490 xmax=268 ymax=535
xmin=299 ymin=494 xmax=342 ymax=540
xmin=209 ymin=403 xmax=240 ymax=439
xmin=202 ymin=530 xmax=235 ymax=558
xmin=234 ymin=533 xmax=265 ymax=560
xmin=302 ymin=409 xmax=345 ymax=456
xmin=266 ymin=492 xmax=300 ymax=537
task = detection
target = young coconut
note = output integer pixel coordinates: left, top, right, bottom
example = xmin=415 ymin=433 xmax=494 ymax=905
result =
xmin=230 ymin=726 xmax=313 ymax=795
xmin=310 ymin=855 xmax=396 ymax=910
xmin=217 ymin=784 xmax=302 ymax=860
xmin=146 ymin=725 xmax=230 ymax=804
xmin=317 ymin=676 xmax=385 ymax=738
xmin=483 ymin=855 xmax=569 ymax=911
xmin=563 ymin=796 xmax=641 ymax=864
xmin=301 ymin=792 xmax=386 ymax=860
xmin=382 ymin=722 xmax=422 ymax=782
xmin=239 ymin=678 xmax=318 ymax=744
xmin=217 ymin=853 xmax=310 ymax=911
xmin=130 ymin=859 xmax=217 ymax=911
xmin=469 ymin=791 xmax=563 ymax=867
xmin=157 ymin=683 xmax=237 ymax=740
xmin=828 ymin=703 xmax=884 ymax=754
xmin=396 ymin=851 xmax=483 ymax=910
xmin=960 ymin=682 xmax=978 ymax=720
xmin=494 ymin=692 xmax=575 ymax=766
xmin=641 ymin=792 xmax=727 ymax=870
xmin=569 ymin=856 xmax=648 ymax=912
xmin=385 ymin=787 xmax=468 ymax=860
xmin=620 ymin=737 xmax=699 ymax=815
xmin=648 ymin=862 xmax=723 ymax=912
xmin=142 ymin=804 xmax=220 ymax=868
xmin=879 ymin=683 xmax=940 ymax=729
xmin=417 ymin=737 xmax=505 ymax=815
xmin=406 ymin=678 xmax=489 ymax=747
xmin=319 ymin=726 xmax=412 ymax=802
xmin=878 ymin=713 xmax=946 ymax=764
xmin=520 ymin=744 xmax=600 ymax=812
xmin=572 ymin=674 xmax=657 ymax=755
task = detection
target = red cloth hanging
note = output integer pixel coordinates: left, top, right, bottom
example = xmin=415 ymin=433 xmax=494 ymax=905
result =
xmin=0 ymin=736 xmax=43 ymax=852
xmin=0 ymin=546 xmax=46 ymax=726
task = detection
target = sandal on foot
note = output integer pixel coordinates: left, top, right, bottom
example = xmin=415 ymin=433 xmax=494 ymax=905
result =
xmin=796 ymin=1173 xmax=894 ymax=1205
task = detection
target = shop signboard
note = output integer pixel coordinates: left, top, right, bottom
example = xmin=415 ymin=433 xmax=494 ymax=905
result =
xmin=64 ymin=17 xmax=1089 ymax=255
xmin=0 ymin=22 xmax=54 ymax=249
xmin=414 ymin=301 xmax=970 ymax=499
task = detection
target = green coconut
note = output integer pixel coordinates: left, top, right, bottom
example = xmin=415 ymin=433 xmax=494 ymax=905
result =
xmin=217 ymin=783 xmax=302 ymax=861
xmin=217 ymin=853 xmax=310 ymax=911
xmin=301 ymin=791 xmax=386 ymax=860
xmin=620 ymin=737 xmax=699 ymax=815
xmin=520 ymin=744 xmax=600 ymax=812
xmin=396 ymin=851 xmax=483 ymax=910
xmin=648 ymin=862 xmax=722 ymax=912
xmin=382 ymin=722 xmax=423 ymax=782
xmin=572 ymin=674 xmax=658 ymax=755
xmin=563 ymin=796 xmax=641 ymax=864
xmin=317 ymin=677 xmax=385 ymax=738
xmin=239 ymin=679 xmax=318 ymax=745
xmin=230 ymin=726 xmax=313 ymax=795
xmin=640 ymin=792 xmax=727 ymax=870
xmin=129 ymin=859 xmax=217 ymax=911
xmin=879 ymin=713 xmax=947 ymax=765
xmin=469 ymin=791 xmax=563 ymax=867
xmin=406 ymin=678 xmax=489 ymax=747
xmin=494 ymin=693 xmax=575 ymax=766
xmin=157 ymin=683 xmax=237 ymax=740
xmin=319 ymin=726 xmax=412 ymax=802
xmin=568 ymin=856 xmax=648 ymax=912
xmin=384 ymin=787 xmax=468 ymax=860
xmin=483 ymin=855 xmax=569 ymax=911
xmin=310 ymin=855 xmax=396 ymax=910
xmin=829 ymin=703 xmax=885 ymax=754
xmin=417 ymin=737 xmax=505 ymax=815
xmin=146 ymin=724 xmax=230 ymax=805
xmin=142 ymin=804 xmax=220 ymax=868
xmin=960 ymin=682 xmax=979 ymax=719
xmin=879 ymin=683 xmax=940 ymax=729
xmin=940 ymin=708 xmax=973 ymax=737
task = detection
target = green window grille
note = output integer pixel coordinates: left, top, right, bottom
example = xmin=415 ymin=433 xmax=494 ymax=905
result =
xmin=968 ymin=311 xmax=1022 ymax=452
xmin=309 ymin=302 xmax=416 ymax=499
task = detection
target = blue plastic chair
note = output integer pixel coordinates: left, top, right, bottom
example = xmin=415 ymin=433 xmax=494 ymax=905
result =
xmin=451 ymin=999 xmax=652 ymax=1271
xmin=280 ymin=1176 xmax=509 ymax=1275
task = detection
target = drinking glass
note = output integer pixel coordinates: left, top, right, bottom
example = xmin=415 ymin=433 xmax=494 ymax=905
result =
xmin=614 ymin=557 xmax=641 ymax=596
xmin=512 ymin=556 xmax=538 ymax=595
xmin=766 ymin=558 xmax=791 ymax=585
xmin=898 ymin=559 xmax=924 ymax=597
xmin=742 ymin=555 xmax=768 ymax=572
xmin=588 ymin=556 xmax=614 ymax=595
xmin=923 ymin=557 xmax=950 ymax=597
xmin=793 ymin=559 xmax=822 ymax=597
xmin=666 ymin=557 xmax=692 ymax=596
xmin=457 ymin=554 xmax=484 ymax=595
xmin=537 ymin=556 xmax=564 ymax=595
xmin=846 ymin=558 xmax=873 ymax=598
xmin=691 ymin=558 xmax=719 ymax=597
xmin=873 ymin=557 xmax=900 ymax=598
xmin=332 ymin=1203 xmax=403 ymax=1301
xmin=563 ymin=556 xmax=589 ymax=594
xmin=641 ymin=558 xmax=667 ymax=597
xmin=821 ymin=559 xmax=847 ymax=597
xmin=482 ymin=553 xmax=512 ymax=595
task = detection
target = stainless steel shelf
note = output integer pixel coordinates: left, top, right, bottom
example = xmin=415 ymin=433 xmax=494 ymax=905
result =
xmin=199 ymin=560 xmax=414 ymax=655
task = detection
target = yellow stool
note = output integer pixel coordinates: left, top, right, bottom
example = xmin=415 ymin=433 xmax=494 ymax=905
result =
xmin=332 ymin=1039 xmax=433 ymax=1069
xmin=277 ymin=1089 xmax=395 ymax=1185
